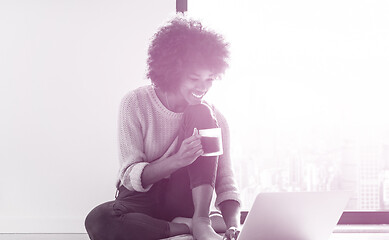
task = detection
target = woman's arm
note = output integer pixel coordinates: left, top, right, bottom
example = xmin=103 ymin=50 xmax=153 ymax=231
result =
xmin=220 ymin=200 xmax=241 ymax=240
xmin=142 ymin=129 xmax=204 ymax=188
xmin=141 ymin=155 xmax=181 ymax=188
xmin=213 ymin=108 xmax=241 ymax=208
xmin=119 ymin=90 xmax=205 ymax=192
xmin=219 ymin=200 xmax=241 ymax=229
xmin=211 ymin=107 xmax=242 ymax=239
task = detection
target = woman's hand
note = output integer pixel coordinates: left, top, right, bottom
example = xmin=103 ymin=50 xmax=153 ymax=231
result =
xmin=223 ymin=227 xmax=240 ymax=240
xmin=141 ymin=128 xmax=203 ymax=187
xmin=174 ymin=128 xmax=203 ymax=168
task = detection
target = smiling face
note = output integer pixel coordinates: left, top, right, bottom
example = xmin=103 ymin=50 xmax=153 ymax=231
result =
xmin=177 ymin=69 xmax=216 ymax=106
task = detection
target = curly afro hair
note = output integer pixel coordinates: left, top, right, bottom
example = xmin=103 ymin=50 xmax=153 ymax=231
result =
xmin=146 ymin=16 xmax=230 ymax=92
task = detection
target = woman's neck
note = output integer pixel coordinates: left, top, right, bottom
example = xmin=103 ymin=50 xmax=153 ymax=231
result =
xmin=155 ymin=88 xmax=188 ymax=113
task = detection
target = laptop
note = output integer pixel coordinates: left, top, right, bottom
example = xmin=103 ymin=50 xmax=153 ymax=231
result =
xmin=237 ymin=191 xmax=350 ymax=240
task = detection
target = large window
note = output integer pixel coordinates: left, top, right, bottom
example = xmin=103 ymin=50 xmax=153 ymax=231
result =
xmin=189 ymin=0 xmax=389 ymax=211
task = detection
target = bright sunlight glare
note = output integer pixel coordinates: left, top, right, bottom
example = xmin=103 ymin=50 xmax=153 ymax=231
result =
xmin=192 ymin=0 xmax=389 ymax=140
xmin=190 ymin=0 xmax=389 ymax=209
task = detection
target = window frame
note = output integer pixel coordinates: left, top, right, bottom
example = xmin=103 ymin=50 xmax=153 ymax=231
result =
xmin=239 ymin=211 xmax=389 ymax=225
xmin=337 ymin=211 xmax=389 ymax=225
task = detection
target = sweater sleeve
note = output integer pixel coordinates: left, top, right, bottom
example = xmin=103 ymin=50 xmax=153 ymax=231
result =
xmin=214 ymin=109 xmax=242 ymax=209
xmin=117 ymin=92 xmax=153 ymax=192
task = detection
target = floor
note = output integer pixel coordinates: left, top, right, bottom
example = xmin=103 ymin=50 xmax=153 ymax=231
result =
xmin=0 ymin=234 xmax=89 ymax=240
xmin=1 ymin=232 xmax=389 ymax=240
xmin=0 ymin=234 xmax=193 ymax=240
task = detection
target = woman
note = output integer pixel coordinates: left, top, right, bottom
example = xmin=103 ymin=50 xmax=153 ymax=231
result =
xmin=85 ymin=16 xmax=241 ymax=240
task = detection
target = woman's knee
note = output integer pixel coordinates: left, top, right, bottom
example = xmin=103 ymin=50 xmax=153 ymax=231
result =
xmin=183 ymin=103 xmax=218 ymax=129
xmin=85 ymin=202 xmax=114 ymax=240
xmin=184 ymin=103 xmax=213 ymax=117
xmin=85 ymin=202 xmax=169 ymax=240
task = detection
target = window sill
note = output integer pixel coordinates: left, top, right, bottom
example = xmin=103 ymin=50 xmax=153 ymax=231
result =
xmin=334 ymin=224 xmax=389 ymax=233
xmin=240 ymin=211 xmax=389 ymax=225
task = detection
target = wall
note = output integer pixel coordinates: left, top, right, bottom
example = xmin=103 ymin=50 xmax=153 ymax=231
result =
xmin=0 ymin=0 xmax=175 ymax=233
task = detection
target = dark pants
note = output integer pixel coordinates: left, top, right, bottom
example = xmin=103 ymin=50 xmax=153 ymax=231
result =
xmin=85 ymin=104 xmax=220 ymax=240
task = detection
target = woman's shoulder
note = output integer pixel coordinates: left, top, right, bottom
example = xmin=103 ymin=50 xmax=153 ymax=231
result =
xmin=122 ymin=85 xmax=151 ymax=99
xmin=121 ymin=85 xmax=154 ymax=106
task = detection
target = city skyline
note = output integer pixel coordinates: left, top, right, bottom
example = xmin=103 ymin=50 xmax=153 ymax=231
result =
xmin=232 ymin=138 xmax=389 ymax=211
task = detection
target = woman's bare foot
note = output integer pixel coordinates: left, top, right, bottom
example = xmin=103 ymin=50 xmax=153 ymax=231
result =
xmin=210 ymin=212 xmax=227 ymax=233
xmin=192 ymin=217 xmax=222 ymax=240
xmin=172 ymin=217 xmax=192 ymax=233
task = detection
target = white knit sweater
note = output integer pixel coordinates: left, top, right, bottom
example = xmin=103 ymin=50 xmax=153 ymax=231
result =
xmin=116 ymin=85 xmax=241 ymax=208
